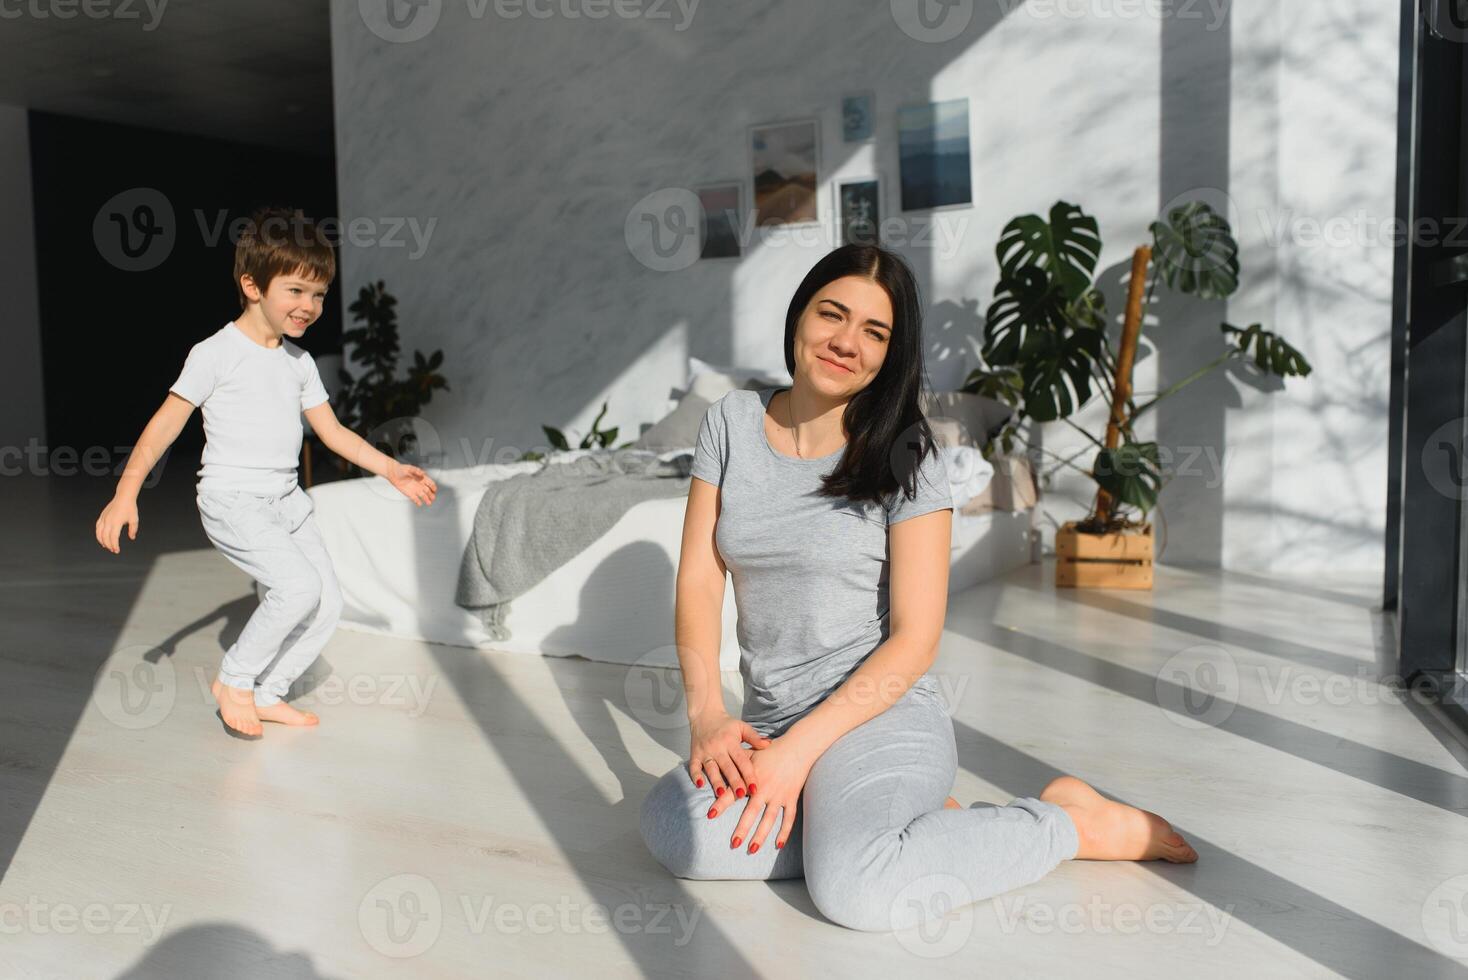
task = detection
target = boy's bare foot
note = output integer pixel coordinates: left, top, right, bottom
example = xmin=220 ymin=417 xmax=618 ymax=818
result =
xmin=256 ymin=701 xmax=319 ymax=726
xmin=944 ymin=796 xmax=960 ymax=810
xmin=1039 ymin=775 xmax=1198 ymax=863
xmin=211 ymin=680 xmax=262 ymax=738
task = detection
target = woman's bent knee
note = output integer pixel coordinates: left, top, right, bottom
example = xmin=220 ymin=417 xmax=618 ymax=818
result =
xmin=641 ymin=766 xmax=805 ymax=881
xmin=639 ymin=768 xmax=701 ymax=878
xmin=805 ymin=861 xmax=893 ymax=932
xmin=804 ymin=832 xmax=942 ymax=932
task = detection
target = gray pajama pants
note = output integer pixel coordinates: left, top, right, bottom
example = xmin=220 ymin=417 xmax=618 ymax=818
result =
xmin=639 ymin=684 xmax=1079 ymax=932
xmin=196 ymin=485 xmax=343 ymax=707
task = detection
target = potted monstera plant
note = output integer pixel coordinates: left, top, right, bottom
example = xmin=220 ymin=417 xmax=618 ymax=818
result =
xmin=962 ymin=200 xmax=1312 ymax=589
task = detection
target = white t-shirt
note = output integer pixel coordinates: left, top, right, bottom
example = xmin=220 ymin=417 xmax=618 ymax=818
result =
xmin=169 ymin=321 xmax=331 ymax=495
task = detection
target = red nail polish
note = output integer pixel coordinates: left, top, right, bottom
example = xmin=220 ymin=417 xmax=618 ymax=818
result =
xmin=730 ymin=836 xmax=742 ymax=848
xmin=749 ymin=842 xmax=759 ymax=854
xmin=715 ymin=786 xmax=725 ymax=798
xmin=776 ymin=840 xmax=784 ymax=849
xmin=695 ymin=778 xmax=704 ymax=787
xmin=707 ymin=806 xmax=717 ymax=819
xmin=735 ymin=787 xmax=745 ymax=798
xmin=748 ymin=783 xmax=757 ymax=795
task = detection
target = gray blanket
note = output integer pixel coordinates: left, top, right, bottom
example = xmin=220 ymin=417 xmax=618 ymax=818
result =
xmin=455 ymin=448 xmax=693 ymax=639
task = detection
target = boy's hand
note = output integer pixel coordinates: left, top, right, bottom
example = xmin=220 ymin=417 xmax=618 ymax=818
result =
xmin=96 ymin=496 xmax=140 ymax=553
xmin=387 ymin=460 xmax=438 ymax=506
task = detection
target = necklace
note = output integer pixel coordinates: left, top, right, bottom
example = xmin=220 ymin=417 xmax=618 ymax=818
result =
xmin=787 ymin=391 xmax=802 ymax=458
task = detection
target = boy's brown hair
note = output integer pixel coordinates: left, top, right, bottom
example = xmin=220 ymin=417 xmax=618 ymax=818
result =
xmin=233 ymin=205 xmax=337 ymax=309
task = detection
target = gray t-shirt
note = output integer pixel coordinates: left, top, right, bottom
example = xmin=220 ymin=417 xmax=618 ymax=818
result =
xmin=691 ymin=386 xmax=954 ymax=736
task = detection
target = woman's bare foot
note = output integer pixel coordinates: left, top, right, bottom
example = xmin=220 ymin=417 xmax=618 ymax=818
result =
xmin=944 ymin=796 xmax=960 ymax=810
xmin=256 ymin=701 xmax=319 ymax=726
xmin=211 ymin=680 xmax=262 ymax=737
xmin=1039 ymin=775 xmax=1198 ymax=863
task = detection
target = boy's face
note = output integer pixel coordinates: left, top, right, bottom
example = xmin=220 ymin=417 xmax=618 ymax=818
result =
xmin=243 ymin=272 xmax=329 ymax=339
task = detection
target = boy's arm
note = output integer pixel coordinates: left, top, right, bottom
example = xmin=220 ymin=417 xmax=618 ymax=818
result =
xmin=96 ymin=393 xmax=195 ymax=552
xmin=117 ymin=392 xmax=194 ymax=496
xmin=303 ymin=402 xmax=437 ymax=505
xmin=302 ymin=401 xmax=394 ymax=478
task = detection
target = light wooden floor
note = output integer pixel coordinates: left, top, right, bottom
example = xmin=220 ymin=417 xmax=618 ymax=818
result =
xmin=3 ymin=471 xmax=1467 ymax=979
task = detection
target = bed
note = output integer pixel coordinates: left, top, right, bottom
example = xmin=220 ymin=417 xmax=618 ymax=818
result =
xmin=307 ymin=446 xmax=1038 ymax=672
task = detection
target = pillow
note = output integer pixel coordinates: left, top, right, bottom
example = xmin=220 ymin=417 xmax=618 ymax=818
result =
xmin=919 ymin=390 xmax=1013 ymax=445
xmin=939 ymin=445 xmax=994 ymax=508
xmin=959 ymin=454 xmax=1039 ymax=514
xmin=633 ymin=389 xmax=714 ymax=452
xmin=633 ymin=373 xmax=778 ymax=452
xmin=688 ymin=369 xmax=775 ymax=401
xmin=687 ymin=356 xmax=791 ymax=389
xmin=925 ymin=416 xmax=978 ymax=450
xmin=657 ymin=359 xmax=790 ymax=417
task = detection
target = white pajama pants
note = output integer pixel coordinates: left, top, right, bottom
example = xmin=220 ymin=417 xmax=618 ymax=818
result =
xmin=195 ymin=485 xmax=343 ymax=707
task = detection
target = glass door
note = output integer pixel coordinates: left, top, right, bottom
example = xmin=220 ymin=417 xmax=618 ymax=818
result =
xmin=1393 ymin=0 xmax=1468 ymax=695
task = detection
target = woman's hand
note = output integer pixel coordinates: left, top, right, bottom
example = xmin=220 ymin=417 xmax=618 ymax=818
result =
xmin=96 ymin=495 xmax=140 ymax=554
xmin=689 ymin=712 xmax=769 ymax=804
xmin=387 ymin=461 xmax=438 ymax=506
xmin=725 ymin=735 xmax=816 ymax=854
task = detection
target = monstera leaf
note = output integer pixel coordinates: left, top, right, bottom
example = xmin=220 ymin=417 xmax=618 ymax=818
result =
xmin=984 ymin=266 xmax=1068 ymax=367
xmin=971 ymin=197 xmax=1314 ymax=526
xmin=995 ymin=201 xmax=1102 ymax=302
xmin=1016 ymin=325 xmax=1105 ymax=423
xmin=1150 ymin=201 xmax=1239 ymax=300
xmin=1221 ymin=322 xmax=1313 ymax=378
xmin=1067 ymin=286 xmax=1108 ymax=333
xmin=1093 ymin=440 xmax=1163 ymax=512
xmin=960 ymin=365 xmax=1024 ymax=406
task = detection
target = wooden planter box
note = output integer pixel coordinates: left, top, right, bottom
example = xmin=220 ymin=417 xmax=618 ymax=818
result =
xmin=1055 ymin=521 xmax=1154 ymax=589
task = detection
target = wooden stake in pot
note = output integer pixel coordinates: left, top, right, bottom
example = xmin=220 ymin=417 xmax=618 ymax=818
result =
xmin=1093 ymin=244 xmax=1150 ymax=528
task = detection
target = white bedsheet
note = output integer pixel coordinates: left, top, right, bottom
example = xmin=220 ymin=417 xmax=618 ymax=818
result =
xmin=307 ymin=450 xmax=1035 ymax=670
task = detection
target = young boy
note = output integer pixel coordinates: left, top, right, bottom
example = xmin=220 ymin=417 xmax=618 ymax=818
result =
xmin=95 ymin=206 xmax=438 ymax=738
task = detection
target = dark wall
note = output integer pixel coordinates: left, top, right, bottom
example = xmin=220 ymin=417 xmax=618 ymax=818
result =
xmin=28 ymin=111 xmax=340 ymax=459
xmin=1394 ymin=19 xmax=1468 ymax=678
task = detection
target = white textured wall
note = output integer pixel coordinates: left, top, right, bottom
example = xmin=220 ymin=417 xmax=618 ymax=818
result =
xmin=329 ymin=0 xmax=1395 ymax=575
xmin=1223 ymin=1 xmax=1397 ymax=575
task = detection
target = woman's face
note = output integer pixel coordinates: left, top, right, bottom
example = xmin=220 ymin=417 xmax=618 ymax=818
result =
xmin=793 ymin=275 xmax=893 ymax=396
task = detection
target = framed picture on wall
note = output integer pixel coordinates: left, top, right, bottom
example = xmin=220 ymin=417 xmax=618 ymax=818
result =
xmin=898 ymin=98 xmax=972 ymax=211
xmin=750 ymin=118 xmax=821 ymax=227
xmin=696 ymin=182 xmax=743 ymax=259
xmin=842 ymin=92 xmax=875 ymax=142
xmin=835 ymin=176 xmax=882 ymax=246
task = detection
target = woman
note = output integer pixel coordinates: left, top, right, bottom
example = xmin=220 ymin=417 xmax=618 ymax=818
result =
xmin=639 ymin=244 xmax=1197 ymax=932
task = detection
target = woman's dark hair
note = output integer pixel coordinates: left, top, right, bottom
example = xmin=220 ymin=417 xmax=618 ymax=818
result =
xmin=782 ymin=244 xmax=939 ymax=509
